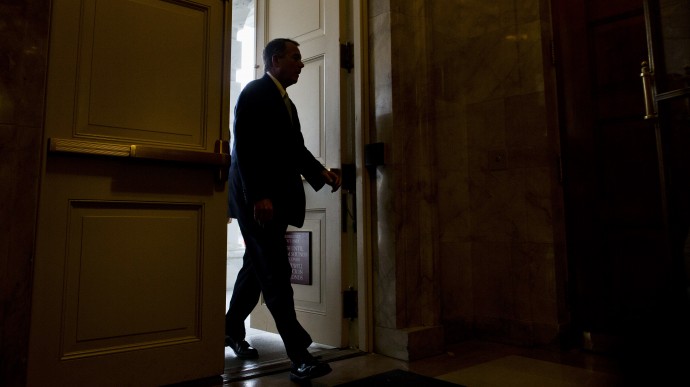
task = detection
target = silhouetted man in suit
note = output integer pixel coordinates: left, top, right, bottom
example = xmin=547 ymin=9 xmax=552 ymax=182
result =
xmin=225 ymin=38 xmax=340 ymax=382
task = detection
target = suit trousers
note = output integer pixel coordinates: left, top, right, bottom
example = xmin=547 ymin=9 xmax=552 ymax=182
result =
xmin=225 ymin=215 xmax=312 ymax=361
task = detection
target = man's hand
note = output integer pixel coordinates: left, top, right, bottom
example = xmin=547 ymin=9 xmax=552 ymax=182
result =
xmin=322 ymin=169 xmax=342 ymax=192
xmin=254 ymin=198 xmax=274 ymax=225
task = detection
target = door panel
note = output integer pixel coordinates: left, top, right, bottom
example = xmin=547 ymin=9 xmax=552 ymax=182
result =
xmin=63 ymin=202 xmax=202 ymax=355
xmin=290 ymin=57 xmax=325 ymax=162
xmin=50 ymin=0 xmax=220 ymax=146
xmin=267 ymin=0 xmax=321 ymax=41
xmin=76 ymin=0 xmax=212 ymax=144
xmin=250 ymin=0 xmax=343 ymax=347
xmin=28 ymin=0 xmax=229 ymax=385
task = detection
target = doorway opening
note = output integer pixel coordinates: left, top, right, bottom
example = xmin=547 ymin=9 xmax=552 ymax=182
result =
xmin=224 ymin=0 xmax=301 ymax=374
xmin=226 ymin=0 xmax=254 ymax=317
xmin=223 ymin=2 xmax=353 ymax=380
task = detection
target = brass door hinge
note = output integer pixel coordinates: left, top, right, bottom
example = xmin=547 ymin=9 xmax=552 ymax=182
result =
xmin=340 ymin=42 xmax=354 ymax=73
xmin=343 ymin=287 xmax=357 ymax=320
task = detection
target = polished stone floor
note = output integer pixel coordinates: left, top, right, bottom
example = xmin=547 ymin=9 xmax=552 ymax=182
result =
xmin=220 ymin=329 xmax=636 ymax=387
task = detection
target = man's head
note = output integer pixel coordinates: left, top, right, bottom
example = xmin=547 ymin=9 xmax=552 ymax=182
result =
xmin=263 ymin=38 xmax=304 ymax=88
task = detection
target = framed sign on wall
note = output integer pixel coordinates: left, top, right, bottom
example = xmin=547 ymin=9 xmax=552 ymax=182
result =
xmin=286 ymin=231 xmax=311 ymax=285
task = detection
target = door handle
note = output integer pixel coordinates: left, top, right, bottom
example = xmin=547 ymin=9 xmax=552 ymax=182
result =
xmin=48 ymin=138 xmax=231 ymax=182
xmin=640 ymin=61 xmax=658 ymax=120
xmin=49 ymin=138 xmax=230 ymax=166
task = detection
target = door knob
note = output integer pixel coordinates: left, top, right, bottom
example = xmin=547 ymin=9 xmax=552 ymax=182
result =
xmin=640 ymin=61 xmax=658 ymax=120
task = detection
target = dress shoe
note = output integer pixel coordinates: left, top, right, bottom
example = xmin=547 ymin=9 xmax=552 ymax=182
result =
xmin=289 ymin=352 xmax=332 ymax=382
xmin=225 ymin=336 xmax=259 ymax=359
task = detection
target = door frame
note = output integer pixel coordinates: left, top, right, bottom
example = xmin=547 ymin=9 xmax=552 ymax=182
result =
xmin=351 ymin=0 xmax=372 ymax=353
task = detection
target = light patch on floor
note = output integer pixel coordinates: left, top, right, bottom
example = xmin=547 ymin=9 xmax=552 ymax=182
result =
xmin=437 ymin=355 xmax=622 ymax=387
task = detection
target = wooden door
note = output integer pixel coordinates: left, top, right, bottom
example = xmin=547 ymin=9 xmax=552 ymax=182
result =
xmin=248 ymin=0 xmax=345 ymax=347
xmin=554 ymin=0 xmax=667 ymax=342
xmin=641 ymin=0 xmax=690 ymax=369
xmin=27 ymin=1 xmax=230 ymax=385
xmin=554 ymin=0 xmax=690 ymax=381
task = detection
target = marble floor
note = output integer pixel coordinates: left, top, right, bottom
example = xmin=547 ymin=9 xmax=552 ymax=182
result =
xmin=222 ymin=247 xmax=687 ymax=386
xmin=219 ymin=330 xmax=639 ymax=387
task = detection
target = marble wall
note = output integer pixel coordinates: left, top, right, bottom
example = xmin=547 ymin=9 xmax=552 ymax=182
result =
xmin=368 ymin=0 xmax=566 ymax=359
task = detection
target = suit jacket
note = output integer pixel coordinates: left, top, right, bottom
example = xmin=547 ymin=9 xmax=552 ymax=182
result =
xmin=228 ymin=74 xmax=326 ymax=228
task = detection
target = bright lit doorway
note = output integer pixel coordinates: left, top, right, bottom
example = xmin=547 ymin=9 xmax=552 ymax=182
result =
xmin=226 ymin=0 xmax=255 ymax=312
xmin=225 ymin=0 xmax=362 ymax=353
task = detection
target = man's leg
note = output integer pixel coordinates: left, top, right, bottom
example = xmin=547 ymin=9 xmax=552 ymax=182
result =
xmin=224 ymin=218 xmax=262 ymax=359
xmin=240 ymin=220 xmax=312 ymax=358
xmin=225 ymin=250 xmax=261 ymax=341
xmin=237 ymin=218 xmax=331 ymax=380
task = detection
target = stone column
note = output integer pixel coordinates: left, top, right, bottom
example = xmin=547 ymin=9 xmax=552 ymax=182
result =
xmin=368 ymin=0 xmax=444 ymax=361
